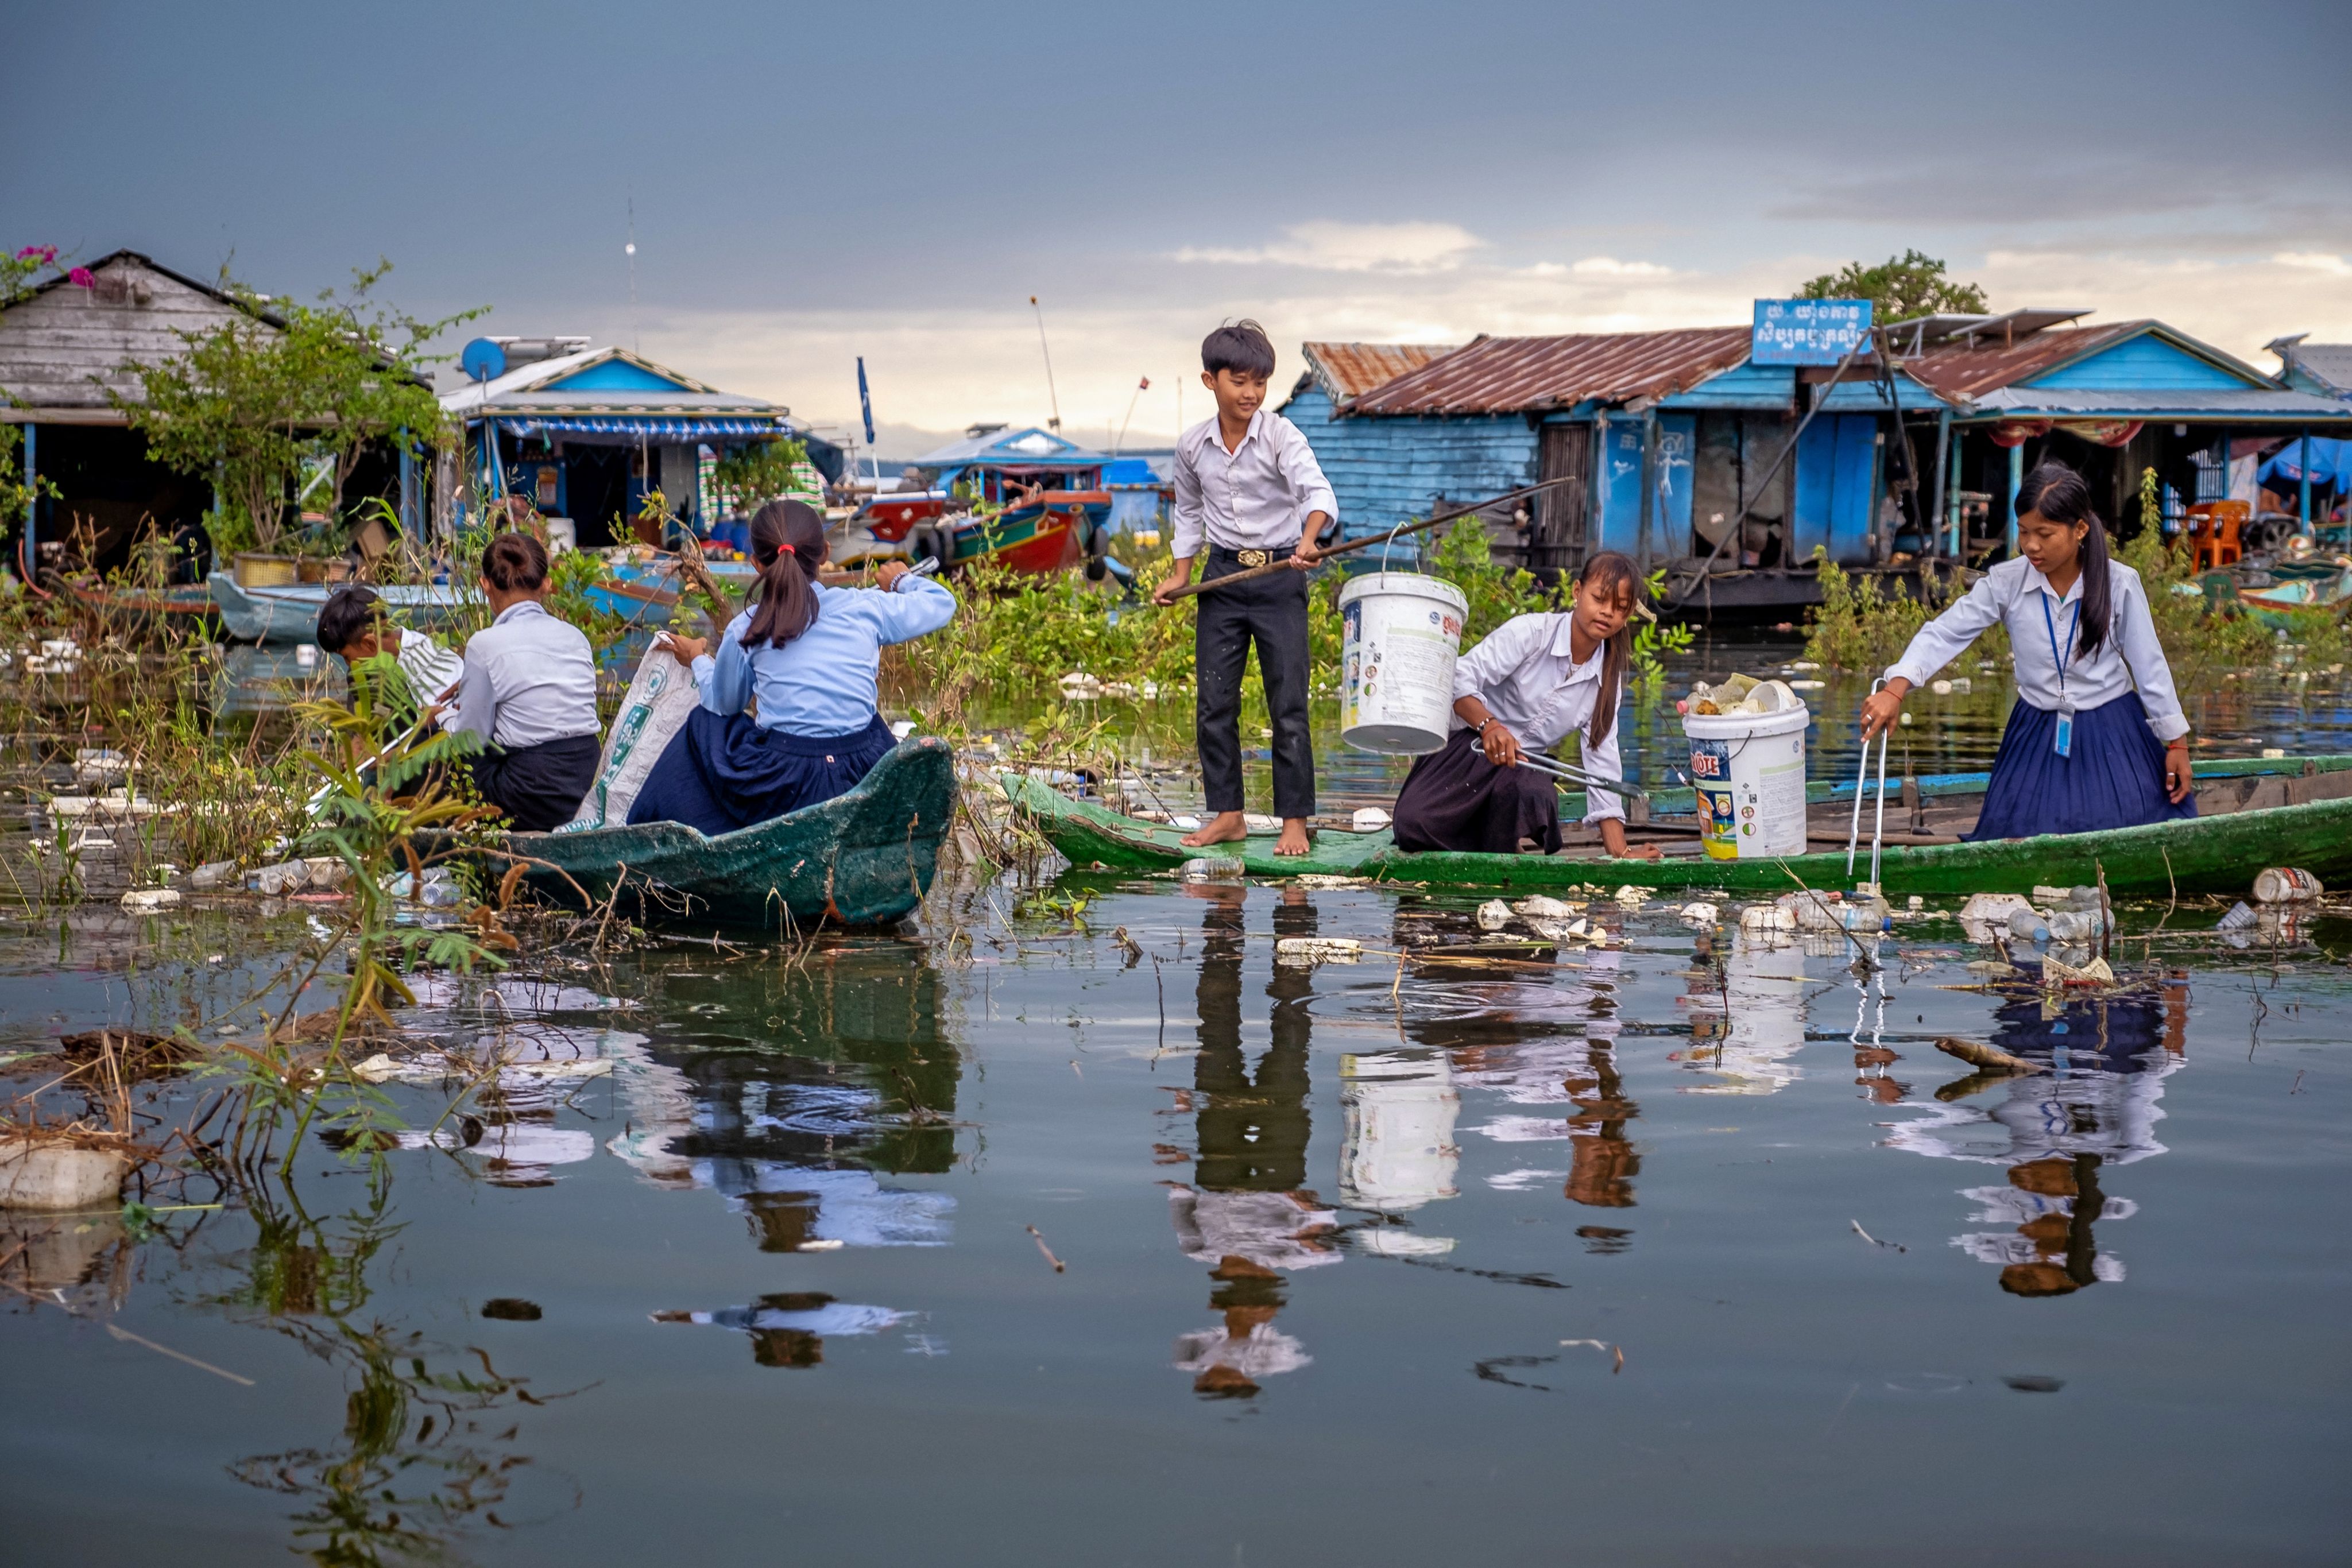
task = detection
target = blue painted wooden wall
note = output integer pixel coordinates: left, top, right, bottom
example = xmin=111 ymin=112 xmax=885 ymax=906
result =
xmin=1792 ymin=414 xmax=1878 ymax=563
xmin=2025 ymin=333 xmax=2254 ymax=391
xmin=1283 ymin=384 xmax=1539 ymax=538
xmin=1591 ymin=413 xmax=1695 ymax=557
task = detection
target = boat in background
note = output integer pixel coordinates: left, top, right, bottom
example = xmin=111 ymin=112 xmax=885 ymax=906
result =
xmin=63 ymin=576 xmax=217 ymax=630
xmin=207 ymin=572 xmax=466 ymax=644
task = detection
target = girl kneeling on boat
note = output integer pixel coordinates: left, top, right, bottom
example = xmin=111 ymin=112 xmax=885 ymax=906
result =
xmin=629 ymin=499 xmax=956 ymax=836
xmin=1393 ymin=549 xmax=1659 ymax=859
xmin=1862 ymin=460 xmax=2194 ymax=839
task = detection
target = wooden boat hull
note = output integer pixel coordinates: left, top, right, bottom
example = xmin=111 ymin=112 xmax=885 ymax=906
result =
xmin=505 ymin=736 xmax=958 ymax=927
xmin=64 ymin=578 xmax=217 ymax=625
xmin=946 ymin=493 xmax=1111 ymax=575
xmin=207 ymin=572 xmax=466 ymax=644
xmin=1002 ymin=755 xmax=2352 ymax=899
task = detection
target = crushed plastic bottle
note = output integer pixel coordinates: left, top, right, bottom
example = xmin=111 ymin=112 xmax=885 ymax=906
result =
xmin=2007 ymin=905 xmax=2052 ymax=944
xmin=2215 ymin=900 xmax=2258 ymax=931
xmin=2047 ymin=908 xmax=2108 ymax=944
xmin=1178 ymin=855 xmax=1247 ymax=882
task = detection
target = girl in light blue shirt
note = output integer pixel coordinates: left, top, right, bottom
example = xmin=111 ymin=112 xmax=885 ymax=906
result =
xmin=627 ymin=500 xmax=956 ymax=835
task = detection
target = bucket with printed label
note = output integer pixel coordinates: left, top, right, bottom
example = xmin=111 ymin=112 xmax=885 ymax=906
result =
xmin=1339 ymin=572 xmax=1469 ymax=754
xmin=1682 ymin=703 xmax=1811 ymax=860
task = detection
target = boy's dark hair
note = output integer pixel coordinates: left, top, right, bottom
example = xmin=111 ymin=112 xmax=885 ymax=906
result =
xmin=482 ymin=531 xmax=550 ymax=593
xmin=316 ymin=587 xmax=383 ymax=656
xmin=2016 ymin=461 xmax=2111 ymax=660
xmin=1201 ymin=319 xmax=1276 ymax=379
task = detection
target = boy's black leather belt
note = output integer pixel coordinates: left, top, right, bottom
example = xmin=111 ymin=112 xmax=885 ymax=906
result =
xmin=1211 ymin=544 xmax=1296 ymax=568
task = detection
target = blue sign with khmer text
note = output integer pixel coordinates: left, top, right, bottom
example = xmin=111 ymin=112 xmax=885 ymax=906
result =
xmin=1751 ymin=298 xmax=1873 ymax=366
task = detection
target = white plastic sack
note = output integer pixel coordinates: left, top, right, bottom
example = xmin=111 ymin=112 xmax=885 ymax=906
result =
xmin=559 ymin=648 xmax=701 ymax=833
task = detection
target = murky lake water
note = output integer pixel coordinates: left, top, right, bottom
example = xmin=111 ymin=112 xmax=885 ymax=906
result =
xmin=6 ymin=627 xmax=2352 ymax=1564
xmin=5 ymin=879 xmax=2347 ymax=1565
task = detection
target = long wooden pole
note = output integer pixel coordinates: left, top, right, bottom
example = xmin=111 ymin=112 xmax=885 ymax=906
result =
xmin=1160 ymin=477 xmax=1580 ymax=601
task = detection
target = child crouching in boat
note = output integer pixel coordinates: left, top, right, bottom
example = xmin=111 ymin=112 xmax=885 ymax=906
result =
xmin=630 ymin=498 xmax=954 ymax=835
xmin=1392 ymin=549 xmax=1659 ymax=860
xmin=1862 ymin=460 xmax=2194 ymax=839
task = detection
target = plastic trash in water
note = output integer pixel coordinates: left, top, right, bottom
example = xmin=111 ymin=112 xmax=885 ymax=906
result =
xmin=1352 ymin=806 xmax=1393 ymax=831
xmin=1178 ymin=856 xmax=1246 ymax=882
xmin=2253 ymin=867 xmax=2323 ymax=904
xmin=1476 ymin=899 xmax=1512 ymax=931
xmin=2047 ymin=908 xmax=2108 ymax=944
xmin=2007 ymin=906 xmax=2052 ymax=945
xmin=2215 ymin=901 xmax=2258 ymax=931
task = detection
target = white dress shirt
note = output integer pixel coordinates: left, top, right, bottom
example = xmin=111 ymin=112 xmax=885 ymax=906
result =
xmin=392 ymin=630 xmax=465 ymax=722
xmin=1170 ymin=408 xmax=1339 ymax=560
xmin=1886 ymin=556 xmax=2188 ymax=741
xmin=1451 ymin=611 xmax=1627 ymax=823
xmin=448 ymin=599 xmax=601 ymax=749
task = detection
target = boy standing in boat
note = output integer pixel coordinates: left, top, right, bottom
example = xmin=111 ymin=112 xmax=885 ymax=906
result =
xmin=1152 ymin=320 xmax=1337 ymax=858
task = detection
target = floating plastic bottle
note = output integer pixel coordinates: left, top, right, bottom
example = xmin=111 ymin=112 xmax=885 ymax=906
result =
xmin=2007 ymin=906 xmax=2052 ymax=944
xmin=2253 ymin=867 xmax=2323 ymax=904
xmin=1178 ymin=856 xmax=1247 ymax=882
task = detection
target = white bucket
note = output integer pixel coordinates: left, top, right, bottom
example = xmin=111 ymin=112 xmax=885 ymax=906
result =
xmin=1682 ymin=703 xmax=1810 ymax=860
xmin=1339 ymin=572 xmax=1468 ymax=754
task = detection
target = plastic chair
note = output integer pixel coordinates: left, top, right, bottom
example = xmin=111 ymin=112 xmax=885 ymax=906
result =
xmin=2185 ymin=501 xmax=2247 ymax=571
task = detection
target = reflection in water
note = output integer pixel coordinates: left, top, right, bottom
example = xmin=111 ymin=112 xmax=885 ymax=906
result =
xmin=606 ymin=955 xmax=961 ymax=1250
xmin=1889 ymin=981 xmax=2187 ymax=1296
xmin=218 ymin=1174 xmax=575 ymax=1564
xmin=652 ymin=1294 xmax=912 ymax=1368
xmin=1166 ymin=885 xmax=1332 ymax=1397
xmin=1675 ymin=927 xmax=1811 ymax=1096
xmin=1403 ymin=930 xmax=1641 ymax=1228
xmin=1339 ymin=1050 xmax=1460 ymax=1217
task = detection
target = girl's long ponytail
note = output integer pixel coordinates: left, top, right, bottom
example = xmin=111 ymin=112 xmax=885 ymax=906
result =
xmin=741 ymin=499 xmax=829 ymax=649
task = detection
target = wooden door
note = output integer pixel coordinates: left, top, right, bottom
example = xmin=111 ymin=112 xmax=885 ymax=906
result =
xmin=1534 ymin=421 xmax=1591 ymax=579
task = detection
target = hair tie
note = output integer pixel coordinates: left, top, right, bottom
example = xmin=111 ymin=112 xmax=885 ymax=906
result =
xmin=776 ymin=544 xmax=794 ymax=556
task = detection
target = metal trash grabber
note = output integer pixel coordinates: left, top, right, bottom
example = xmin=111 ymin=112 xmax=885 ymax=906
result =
xmin=1846 ymin=677 xmax=1893 ymax=888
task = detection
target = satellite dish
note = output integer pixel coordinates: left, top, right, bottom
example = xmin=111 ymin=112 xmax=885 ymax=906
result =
xmin=459 ymin=338 xmax=507 ymax=381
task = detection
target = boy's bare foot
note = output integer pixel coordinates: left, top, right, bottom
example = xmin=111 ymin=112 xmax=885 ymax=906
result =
xmin=1180 ymin=811 xmax=1248 ymax=849
xmin=1274 ymin=818 xmax=1312 ymax=857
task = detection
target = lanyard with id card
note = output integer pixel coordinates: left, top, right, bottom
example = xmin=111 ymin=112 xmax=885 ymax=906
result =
xmin=2042 ymin=590 xmax=2080 ymax=757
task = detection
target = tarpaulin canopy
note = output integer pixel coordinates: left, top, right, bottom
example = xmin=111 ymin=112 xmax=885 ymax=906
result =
xmin=495 ymin=416 xmax=791 ymax=442
xmin=2260 ymin=435 xmax=2351 ymax=493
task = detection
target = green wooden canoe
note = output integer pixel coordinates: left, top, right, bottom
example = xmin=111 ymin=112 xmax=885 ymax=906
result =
xmin=1001 ymin=753 xmax=2352 ymax=899
xmin=498 ymin=737 xmax=958 ymax=928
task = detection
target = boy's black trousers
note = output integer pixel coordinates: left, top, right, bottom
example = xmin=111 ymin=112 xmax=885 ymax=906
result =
xmin=1194 ymin=545 xmax=1316 ymax=821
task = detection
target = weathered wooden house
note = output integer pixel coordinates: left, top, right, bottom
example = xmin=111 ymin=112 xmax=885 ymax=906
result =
xmin=0 ymin=251 xmax=257 ymax=570
xmin=1283 ymin=328 xmax=1945 ymax=609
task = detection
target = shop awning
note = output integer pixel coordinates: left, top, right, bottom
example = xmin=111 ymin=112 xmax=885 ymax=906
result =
xmin=493 ymin=416 xmax=792 ymax=442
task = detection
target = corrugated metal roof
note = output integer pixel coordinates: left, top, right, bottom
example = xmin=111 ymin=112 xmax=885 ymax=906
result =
xmin=2274 ymin=339 xmax=2352 ymax=397
xmin=1299 ymin=342 xmax=1457 ymax=405
xmin=1964 ymin=385 xmax=2352 ymax=419
xmin=1901 ymin=322 xmax=2148 ymax=401
xmin=1344 ymin=327 xmax=1755 ymax=416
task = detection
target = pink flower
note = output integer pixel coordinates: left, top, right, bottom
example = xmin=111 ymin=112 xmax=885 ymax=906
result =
xmin=15 ymin=245 xmax=58 ymax=264
xmin=67 ymin=266 xmax=94 ymax=288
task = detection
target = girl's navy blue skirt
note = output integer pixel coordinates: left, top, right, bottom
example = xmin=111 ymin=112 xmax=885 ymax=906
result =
xmin=1968 ymin=692 xmax=2195 ymax=841
xmin=626 ymin=708 xmax=896 ymax=837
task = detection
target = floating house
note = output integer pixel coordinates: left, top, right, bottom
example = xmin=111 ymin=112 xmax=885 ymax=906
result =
xmin=1285 ymin=329 xmax=1945 ymax=607
xmin=0 ymin=250 xmax=422 ymax=572
xmin=1905 ymin=313 xmax=2352 ymax=551
xmin=907 ymin=424 xmax=1109 ymax=501
xmin=440 ymin=340 xmax=795 ymax=547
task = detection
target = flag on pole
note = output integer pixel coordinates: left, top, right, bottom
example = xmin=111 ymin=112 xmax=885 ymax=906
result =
xmin=857 ymin=357 xmax=876 ymax=448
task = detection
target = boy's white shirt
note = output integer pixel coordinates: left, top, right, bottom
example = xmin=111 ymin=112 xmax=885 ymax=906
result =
xmin=1169 ymin=408 xmax=1338 ymax=559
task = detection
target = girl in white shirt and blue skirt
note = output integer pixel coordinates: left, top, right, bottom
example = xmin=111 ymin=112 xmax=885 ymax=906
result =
xmin=1394 ymin=549 xmax=1658 ymax=859
xmin=1862 ymin=462 xmax=2195 ymax=839
xmin=632 ymin=499 xmax=956 ymax=836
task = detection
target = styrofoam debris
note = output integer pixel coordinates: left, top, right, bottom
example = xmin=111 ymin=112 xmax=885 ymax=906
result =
xmin=1680 ymin=901 xmax=1720 ymax=924
xmin=1512 ymin=895 xmax=1580 ymax=919
xmin=1351 ymin=806 xmax=1392 ymax=831
xmin=119 ymin=888 xmax=181 ymax=913
xmin=1476 ymin=899 xmax=1513 ymax=931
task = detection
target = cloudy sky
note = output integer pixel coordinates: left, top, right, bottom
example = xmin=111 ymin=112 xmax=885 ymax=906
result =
xmin=7 ymin=0 xmax=2349 ymax=456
